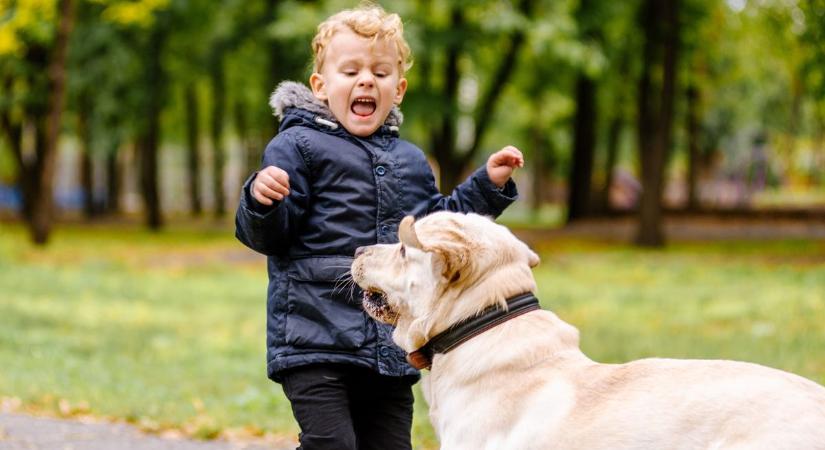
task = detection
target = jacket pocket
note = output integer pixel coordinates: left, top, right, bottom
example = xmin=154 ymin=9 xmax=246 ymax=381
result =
xmin=284 ymin=256 xmax=367 ymax=350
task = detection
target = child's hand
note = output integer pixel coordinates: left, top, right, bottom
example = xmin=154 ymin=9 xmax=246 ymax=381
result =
xmin=251 ymin=166 xmax=290 ymax=205
xmin=486 ymin=145 xmax=524 ymax=188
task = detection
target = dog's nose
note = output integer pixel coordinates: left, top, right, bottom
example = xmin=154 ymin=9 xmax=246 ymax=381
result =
xmin=354 ymin=246 xmax=366 ymax=258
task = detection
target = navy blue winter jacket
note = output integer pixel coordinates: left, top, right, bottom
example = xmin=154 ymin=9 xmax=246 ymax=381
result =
xmin=235 ymin=82 xmax=518 ymax=382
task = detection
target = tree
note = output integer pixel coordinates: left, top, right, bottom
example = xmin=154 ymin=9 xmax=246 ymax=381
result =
xmin=591 ymin=1 xmax=640 ymax=215
xmin=136 ymin=19 xmax=168 ymax=230
xmin=799 ymin=0 xmax=825 ymax=184
xmin=567 ymin=0 xmax=602 ymax=223
xmin=73 ymin=0 xmax=176 ymax=229
xmin=635 ymin=0 xmax=680 ymax=247
xmin=67 ymin=0 xmax=136 ymax=219
xmin=0 ymin=0 xmax=76 ymax=244
xmin=407 ymin=0 xmax=537 ymax=192
xmin=184 ymin=85 xmax=203 ymax=216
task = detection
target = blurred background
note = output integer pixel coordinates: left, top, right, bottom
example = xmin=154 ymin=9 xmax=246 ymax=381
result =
xmin=1 ymin=0 xmax=824 ymax=243
xmin=1 ymin=0 xmax=824 ymax=448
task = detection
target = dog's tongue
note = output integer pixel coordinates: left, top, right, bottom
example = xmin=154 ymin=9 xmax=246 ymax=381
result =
xmin=351 ymin=101 xmax=376 ymax=116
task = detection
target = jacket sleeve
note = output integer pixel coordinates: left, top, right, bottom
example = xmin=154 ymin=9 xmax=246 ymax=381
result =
xmin=426 ymin=165 xmax=518 ymax=218
xmin=235 ymin=132 xmax=311 ymax=256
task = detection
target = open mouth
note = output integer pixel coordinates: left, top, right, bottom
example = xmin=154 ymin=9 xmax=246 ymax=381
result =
xmin=362 ymin=289 xmax=399 ymax=324
xmin=351 ymin=97 xmax=376 ymax=117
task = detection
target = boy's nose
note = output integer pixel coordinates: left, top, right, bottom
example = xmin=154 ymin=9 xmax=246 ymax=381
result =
xmin=357 ymin=77 xmax=374 ymax=88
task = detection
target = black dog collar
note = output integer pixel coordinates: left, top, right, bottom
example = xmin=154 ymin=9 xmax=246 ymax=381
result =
xmin=407 ymin=293 xmax=541 ymax=370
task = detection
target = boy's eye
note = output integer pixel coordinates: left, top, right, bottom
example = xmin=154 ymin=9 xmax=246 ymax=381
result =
xmin=375 ymin=72 xmax=387 ymax=78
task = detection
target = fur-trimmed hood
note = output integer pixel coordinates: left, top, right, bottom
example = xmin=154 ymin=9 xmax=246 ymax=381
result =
xmin=269 ymin=81 xmax=404 ymax=128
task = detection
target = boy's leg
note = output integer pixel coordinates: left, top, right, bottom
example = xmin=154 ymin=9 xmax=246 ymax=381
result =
xmin=350 ymin=369 xmax=415 ymax=450
xmin=280 ymin=364 xmax=357 ymax=450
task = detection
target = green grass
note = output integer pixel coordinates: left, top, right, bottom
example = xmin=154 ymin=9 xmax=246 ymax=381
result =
xmin=533 ymin=238 xmax=825 ymax=381
xmin=0 ymin=222 xmax=295 ymax=441
xmin=1 ymin=220 xmax=824 ymax=448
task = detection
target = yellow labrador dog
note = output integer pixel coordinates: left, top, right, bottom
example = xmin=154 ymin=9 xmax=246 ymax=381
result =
xmin=352 ymin=211 xmax=825 ymax=450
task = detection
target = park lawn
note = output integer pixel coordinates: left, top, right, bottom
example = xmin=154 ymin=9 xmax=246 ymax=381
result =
xmin=1 ymin=221 xmax=824 ymax=449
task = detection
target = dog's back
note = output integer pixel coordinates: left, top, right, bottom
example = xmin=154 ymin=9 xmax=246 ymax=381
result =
xmin=432 ymin=309 xmax=825 ymax=450
xmin=554 ymin=356 xmax=825 ymax=449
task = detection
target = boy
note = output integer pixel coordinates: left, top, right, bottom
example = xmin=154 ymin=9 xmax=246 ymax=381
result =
xmin=235 ymin=5 xmax=524 ymax=450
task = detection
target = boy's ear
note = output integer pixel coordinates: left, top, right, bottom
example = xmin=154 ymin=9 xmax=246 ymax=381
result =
xmin=394 ymin=77 xmax=407 ymax=105
xmin=309 ymin=73 xmax=328 ymax=102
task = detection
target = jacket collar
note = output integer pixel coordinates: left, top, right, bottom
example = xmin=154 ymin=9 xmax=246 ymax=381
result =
xmin=269 ymin=81 xmax=403 ymax=136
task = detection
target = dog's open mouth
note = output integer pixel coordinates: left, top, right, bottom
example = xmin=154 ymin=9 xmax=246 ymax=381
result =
xmin=362 ymin=289 xmax=399 ymax=325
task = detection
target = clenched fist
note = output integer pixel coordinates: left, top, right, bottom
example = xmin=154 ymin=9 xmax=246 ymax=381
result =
xmin=251 ymin=165 xmax=291 ymax=205
xmin=486 ymin=145 xmax=524 ymax=188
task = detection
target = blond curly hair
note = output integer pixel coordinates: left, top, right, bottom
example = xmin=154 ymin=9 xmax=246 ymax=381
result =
xmin=312 ymin=4 xmax=413 ymax=75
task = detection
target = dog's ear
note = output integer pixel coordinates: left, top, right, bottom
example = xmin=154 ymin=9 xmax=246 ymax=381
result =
xmin=430 ymin=228 xmax=472 ymax=283
xmin=399 ymin=216 xmax=423 ymax=250
xmin=400 ymin=215 xmax=470 ymax=282
xmin=528 ymin=249 xmax=540 ymax=268
xmin=432 ymin=244 xmax=470 ymax=283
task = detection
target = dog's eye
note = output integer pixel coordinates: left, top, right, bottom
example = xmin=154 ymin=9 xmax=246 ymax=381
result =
xmin=400 ymin=245 xmax=406 ymax=257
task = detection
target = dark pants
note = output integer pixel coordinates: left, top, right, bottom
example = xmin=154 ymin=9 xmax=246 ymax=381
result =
xmin=280 ymin=364 xmax=415 ymax=450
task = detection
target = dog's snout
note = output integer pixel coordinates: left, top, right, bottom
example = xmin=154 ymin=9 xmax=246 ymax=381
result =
xmin=354 ymin=246 xmax=367 ymax=258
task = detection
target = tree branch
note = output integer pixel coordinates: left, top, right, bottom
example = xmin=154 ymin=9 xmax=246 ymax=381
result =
xmin=464 ymin=0 xmax=535 ymax=163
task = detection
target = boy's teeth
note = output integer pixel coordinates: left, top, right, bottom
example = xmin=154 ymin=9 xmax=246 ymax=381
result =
xmin=352 ymin=98 xmax=376 ymax=116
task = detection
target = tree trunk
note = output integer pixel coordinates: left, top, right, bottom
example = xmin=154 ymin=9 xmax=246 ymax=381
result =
xmin=815 ymin=103 xmax=825 ymax=184
xmin=432 ymin=6 xmax=462 ymax=192
xmin=686 ymin=82 xmax=701 ymax=210
xmin=10 ymin=44 xmax=49 ymax=223
xmin=105 ymin=147 xmax=121 ymax=214
xmin=29 ymin=0 xmax=76 ymax=244
xmin=597 ymin=50 xmax=631 ymax=215
xmin=599 ymin=115 xmax=622 ymax=213
xmin=185 ymin=85 xmax=202 ymax=216
xmin=567 ymin=73 xmax=597 ymax=222
xmin=234 ymin=99 xmax=256 ymax=178
xmin=210 ymin=49 xmax=227 ymax=217
xmin=3 ymin=120 xmax=29 ymax=219
xmin=25 ymin=121 xmax=48 ymax=223
xmin=77 ymin=91 xmax=96 ymax=219
xmin=530 ymin=122 xmax=549 ymax=216
xmin=635 ymin=0 xmax=679 ymax=247
xmin=0 ymin=80 xmax=26 ymax=217
xmin=138 ymin=25 xmax=166 ymax=230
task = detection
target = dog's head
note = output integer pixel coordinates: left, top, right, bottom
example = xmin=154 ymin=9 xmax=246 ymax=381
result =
xmin=352 ymin=212 xmax=540 ymax=352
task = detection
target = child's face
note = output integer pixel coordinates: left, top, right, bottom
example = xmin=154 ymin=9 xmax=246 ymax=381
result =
xmin=310 ymin=29 xmax=407 ymax=137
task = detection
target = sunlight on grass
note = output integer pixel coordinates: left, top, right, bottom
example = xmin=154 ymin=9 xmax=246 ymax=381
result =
xmin=1 ymin=221 xmax=824 ymax=449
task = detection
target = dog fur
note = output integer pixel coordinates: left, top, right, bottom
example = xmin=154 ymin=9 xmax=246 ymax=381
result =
xmin=352 ymin=211 xmax=825 ymax=450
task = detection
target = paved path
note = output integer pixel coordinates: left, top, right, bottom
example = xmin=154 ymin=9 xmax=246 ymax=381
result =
xmin=0 ymin=413 xmax=294 ymax=450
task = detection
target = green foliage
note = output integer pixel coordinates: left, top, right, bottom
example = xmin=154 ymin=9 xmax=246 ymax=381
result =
xmin=2 ymin=0 xmax=825 ymax=226
xmin=94 ymin=0 xmax=170 ymax=28
xmin=0 ymin=0 xmax=57 ymax=56
xmin=66 ymin=1 xmax=139 ymax=155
